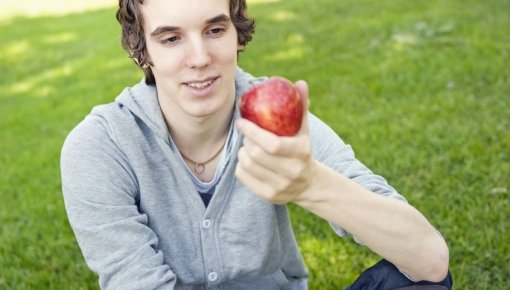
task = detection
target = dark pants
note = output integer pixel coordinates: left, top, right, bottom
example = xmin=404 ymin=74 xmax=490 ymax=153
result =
xmin=346 ymin=259 xmax=453 ymax=290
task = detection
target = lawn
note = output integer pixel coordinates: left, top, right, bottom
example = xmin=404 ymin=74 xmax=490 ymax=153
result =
xmin=0 ymin=0 xmax=508 ymax=289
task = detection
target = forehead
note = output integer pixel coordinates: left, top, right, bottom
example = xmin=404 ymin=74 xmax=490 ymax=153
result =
xmin=141 ymin=0 xmax=231 ymax=31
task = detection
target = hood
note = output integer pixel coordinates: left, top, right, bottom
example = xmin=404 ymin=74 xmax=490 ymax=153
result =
xmin=114 ymin=67 xmax=266 ymax=142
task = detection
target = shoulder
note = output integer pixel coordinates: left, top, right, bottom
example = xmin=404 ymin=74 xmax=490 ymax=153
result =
xmin=60 ymin=91 xmax=138 ymax=171
xmin=234 ymin=67 xmax=268 ymax=98
xmin=60 ymin=103 xmax=138 ymax=196
xmin=62 ymin=81 xmax=144 ymax=152
xmin=64 ymin=103 xmax=125 ymax=147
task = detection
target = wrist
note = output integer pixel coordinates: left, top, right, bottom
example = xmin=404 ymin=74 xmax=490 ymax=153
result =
xmin=293 ymin=160 xmax=330 ymax=206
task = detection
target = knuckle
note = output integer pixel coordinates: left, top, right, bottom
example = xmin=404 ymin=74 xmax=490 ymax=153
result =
xmin=235 ymin=163 xmax=248 ymax=177
xmin=266 ymin=141 xmax=282 ymax=155
xmin=279 ymin=179 xmax=292 ymax=192
xmin=264 ymin=187 xmax=278 ymax=200
xmin=300 ymin=143 xmax=312 ymax=159
xmin=239 ymin=148 xmax=256 ymax=168
xmin=290 ymin=165 xmax=302 ymax=179
xmin=238 ymin=147 xmax=247 ymax=158
xmin=240 ymin=153 xmax=254 ymax=169
xmin=250 ymin=146 xmax=265 ymax=160
xmin=235 ymin=167 xmax=248 ymax=186
xmin=234 ymin=165 xmax=242 ymax=179
xmin=237 ymin=149 xmax=247 ymax=164
xmin=288 ymin=162 xmax=305 ymax=180
xmin=298 ymin=162 xmax=309 ymax=176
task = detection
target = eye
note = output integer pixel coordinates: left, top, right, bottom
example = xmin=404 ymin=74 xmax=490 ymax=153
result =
xmin=207 ymin=26 xmax=226 ymax=36
xmin=210 ymin=28 xmax=224 ymax=34
xmin=163 ymin=35 xmax=180 ymax=44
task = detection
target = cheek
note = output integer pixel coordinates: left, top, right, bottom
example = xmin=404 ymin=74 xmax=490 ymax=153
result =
xmin=219 ymin=50 xmax=238 ymax=64
xmin=148 ymin=48 xmax=182 ymax=73
xmin=214 ymin=41 xmax=240 ymax=64
xmin=213 ymin=31 xmax=241 ymax=62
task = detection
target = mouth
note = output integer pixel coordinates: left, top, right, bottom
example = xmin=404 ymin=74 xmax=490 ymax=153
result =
xmin=184 ymin=76 xmax=219 ymax=90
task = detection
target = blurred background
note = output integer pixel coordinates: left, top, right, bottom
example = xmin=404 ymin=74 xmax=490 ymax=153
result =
xmin=0 ymin=0 xmax=508 ymax=289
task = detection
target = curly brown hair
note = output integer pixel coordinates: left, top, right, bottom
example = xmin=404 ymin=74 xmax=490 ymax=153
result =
xmin=116 ymin=0 xmax=255 ymax=85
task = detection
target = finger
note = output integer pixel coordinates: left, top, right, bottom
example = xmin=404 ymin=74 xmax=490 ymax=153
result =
xmin=235 ymin=159 xmax=279 ymax=201
xmin=235 ymin=164 xmax=271 ymax=198
xmin=237 ymin=118 xmax=280 ymax=151
xmin=295 ymin=80 xmax=309 ymax=108
xmin=238 ymin=118 xmax=309 ymax=158
xmin=235 ymin=161 xmax=294 ymax=204
xmin=238 ymin=146 xmax=276 ymax=179
xmin=241 ymin=138 xmax=286 ymax=171
xmin=241 ymin=139 xmax=306 ymax=179
xmin=237 ymin=146 xmax=290 ymax=188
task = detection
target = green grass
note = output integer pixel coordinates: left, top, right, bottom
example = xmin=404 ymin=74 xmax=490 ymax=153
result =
xmin=0 ymin=0 xmax=508 ymax=289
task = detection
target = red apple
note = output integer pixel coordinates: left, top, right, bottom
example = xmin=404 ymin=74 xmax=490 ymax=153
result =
xmin=240 ymin=77 xmax=304 ymax=136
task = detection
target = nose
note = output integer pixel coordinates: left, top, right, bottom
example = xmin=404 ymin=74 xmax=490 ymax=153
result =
xmin=186 ymin=37 xmax=211 ymax=69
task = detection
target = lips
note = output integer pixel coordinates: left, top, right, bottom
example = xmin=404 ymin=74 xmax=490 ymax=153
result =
xmin=184 ymin=76 xmax=218 ymax=89
xmin=181 ymin=76 xmax=219 ymax=98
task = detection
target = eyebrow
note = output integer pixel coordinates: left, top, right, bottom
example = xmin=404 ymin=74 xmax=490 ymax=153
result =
xmin=150 ymin=13 xmax=231 ymax=37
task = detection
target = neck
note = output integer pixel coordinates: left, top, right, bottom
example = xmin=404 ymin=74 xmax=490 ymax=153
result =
xmin=161 ymin=101 xmax=235 ymax=159
xmin=170 ymin=115 xmax=232 ymax=156
xmin=169 ymin=112 xmax=232 ymax=182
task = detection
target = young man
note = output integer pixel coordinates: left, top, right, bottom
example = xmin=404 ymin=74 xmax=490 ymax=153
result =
xmin=61 ymin=0 xmax=451 ymax=289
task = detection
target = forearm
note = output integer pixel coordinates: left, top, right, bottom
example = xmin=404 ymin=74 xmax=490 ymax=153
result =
xmin=234 ymin=95 xmax=449 ymax=281
xmin=295 ymin=161 xmax=449 ymax=282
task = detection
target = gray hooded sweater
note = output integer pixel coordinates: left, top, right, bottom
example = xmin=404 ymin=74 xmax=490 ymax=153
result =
xmin=61 ymin=68 xmax=405 ymax=290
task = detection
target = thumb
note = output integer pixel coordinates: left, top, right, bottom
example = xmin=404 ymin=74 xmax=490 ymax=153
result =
xmin=294 ymin=80 xmax=310 ymax=136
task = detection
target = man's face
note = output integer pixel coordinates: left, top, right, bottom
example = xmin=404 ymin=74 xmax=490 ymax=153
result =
xmin=141 ymin=0 xmax=241 ymax=119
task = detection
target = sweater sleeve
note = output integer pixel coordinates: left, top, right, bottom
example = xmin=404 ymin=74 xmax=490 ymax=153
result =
xmin=60 ymin=115 xmax=177 ymax=290
xmin=308 ymin=114 xmax=407 ymax=242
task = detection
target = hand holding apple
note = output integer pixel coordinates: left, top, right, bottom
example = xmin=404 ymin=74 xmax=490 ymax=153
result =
xmin=236 ymin=79 xmax=315 ymax=204
xmin=239 ymin=77 xmax=304 ymax=136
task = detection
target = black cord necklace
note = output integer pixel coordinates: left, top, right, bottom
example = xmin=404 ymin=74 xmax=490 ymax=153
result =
xmin=180 ymin=140 xmax=226 ymax=174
